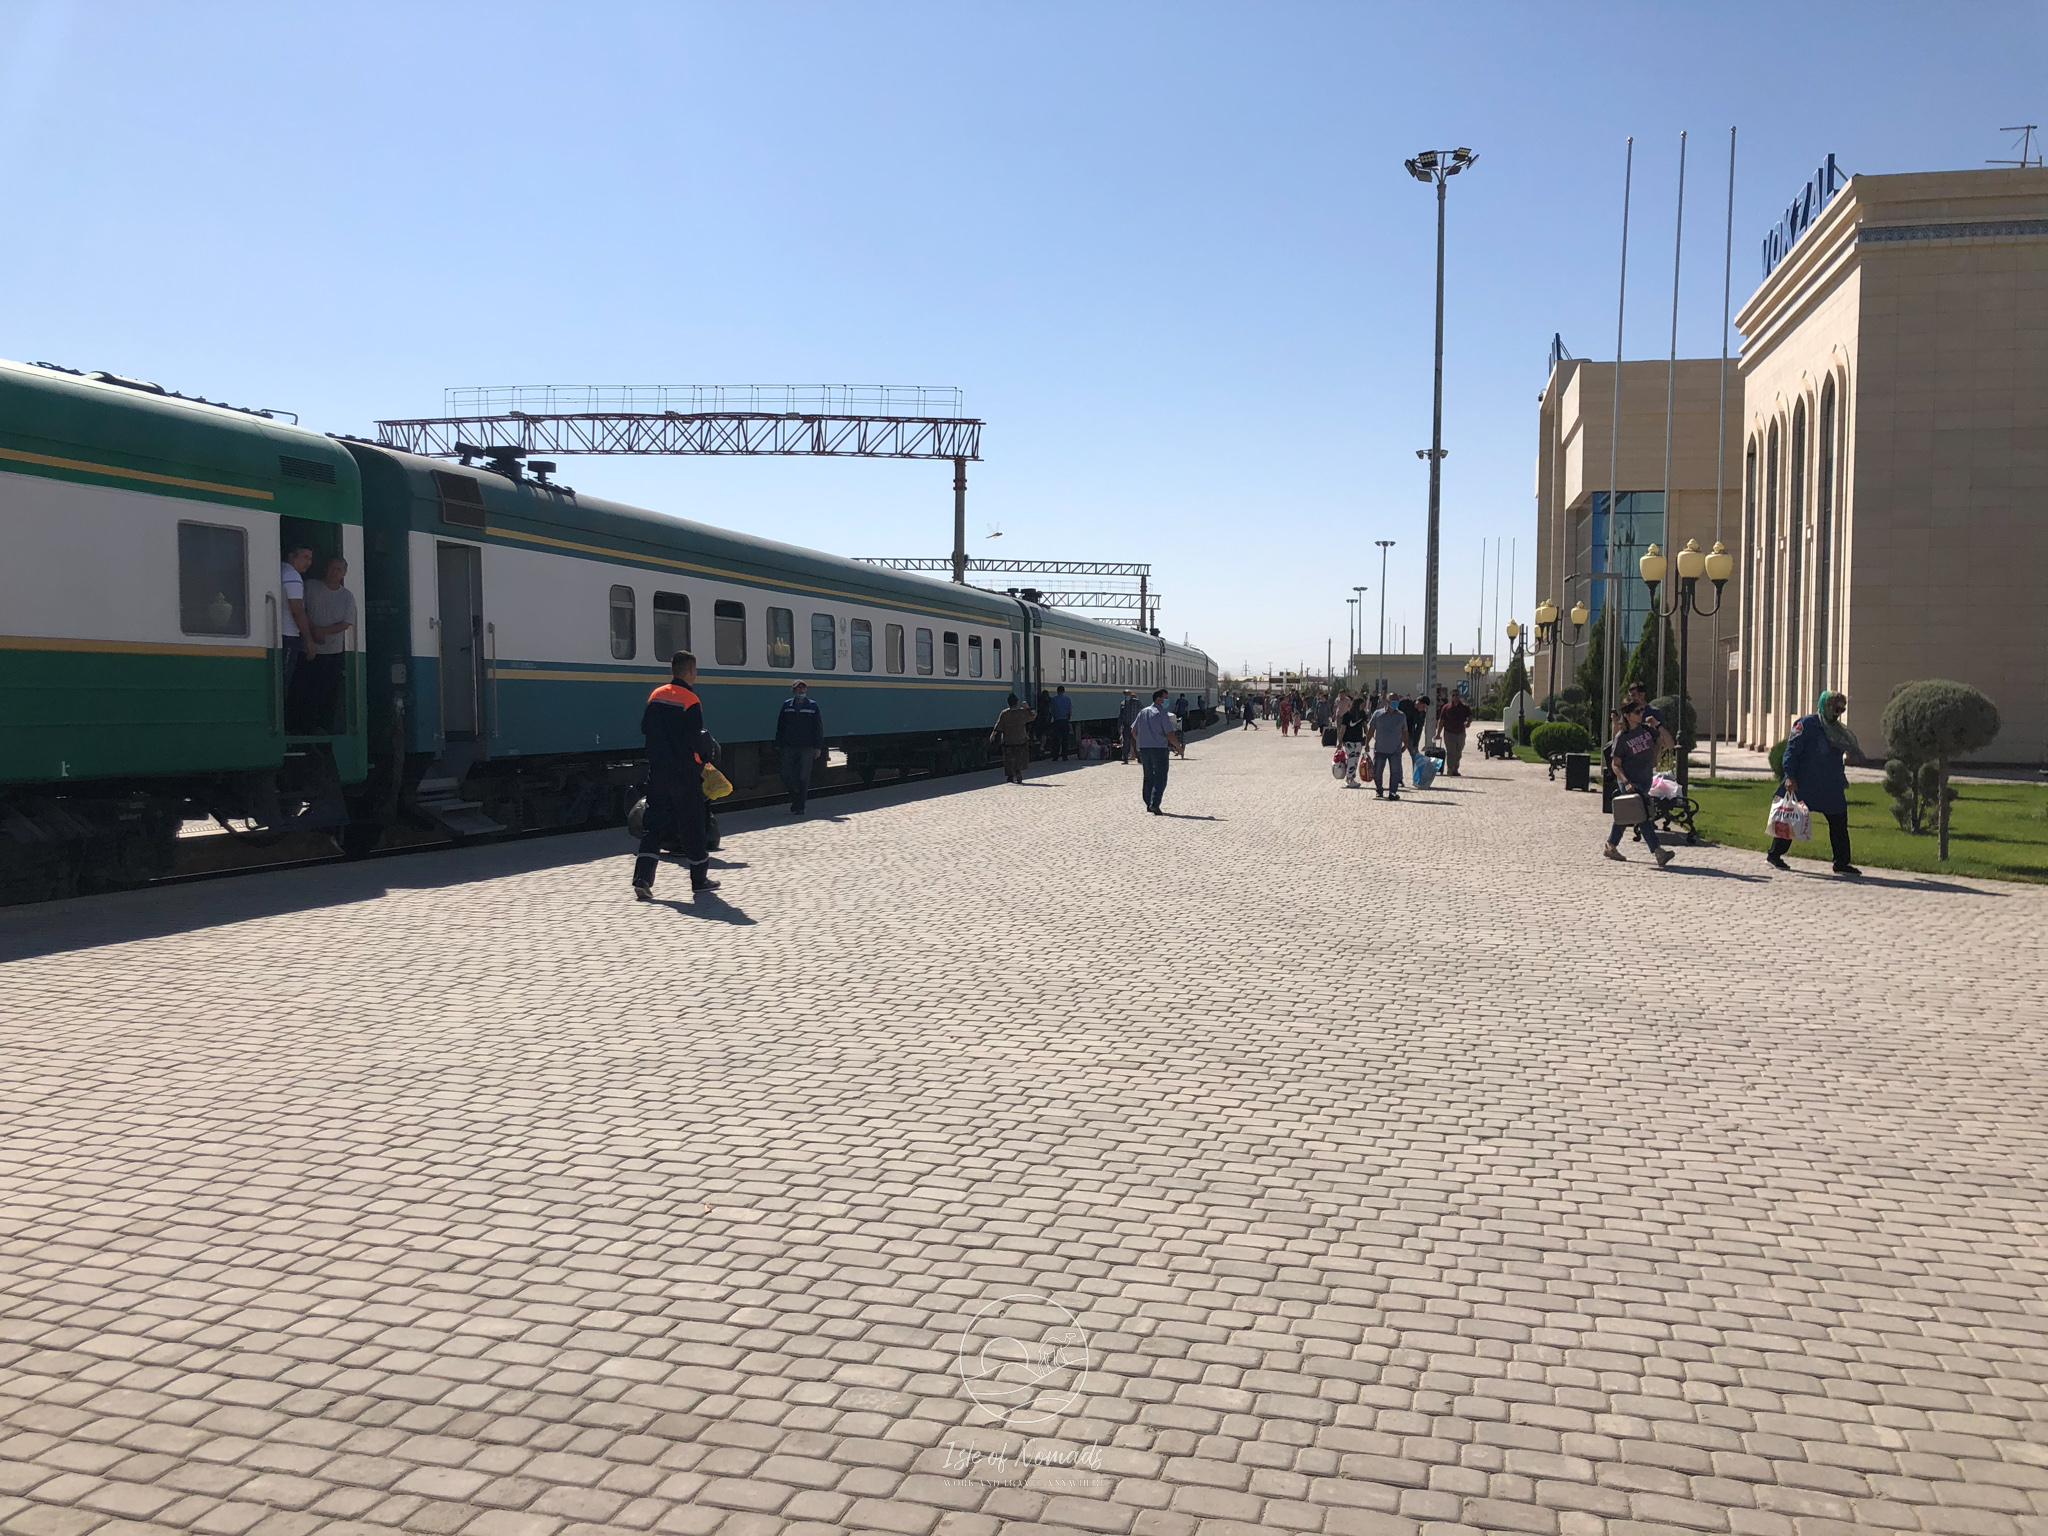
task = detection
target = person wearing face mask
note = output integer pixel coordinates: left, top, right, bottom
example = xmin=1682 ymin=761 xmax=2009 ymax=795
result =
xmin=775 ymin=679 xmax=825 ymax=815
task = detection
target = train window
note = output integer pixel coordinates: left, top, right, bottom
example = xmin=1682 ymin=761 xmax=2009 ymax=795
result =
xmin=609 ymin=585 xmax=637 ymax=660
xmin=714 ymin=600 xmax=746 ymax=666
xmin=1080 ymin=650 xmax=1090 ymax=683
xmin=967 ymin=635 xmax=983 ymax=677
xmin=811 ymin=612 xmax=837 ymax=671
xmin=915 ymin=627 xmax=933 ymax=675
xmin=852 ymin=618 xmax=873 ymax=672
xmin=178 ymin=522 xmax=248 ymax=636
xmin=1010 ymin=633 xmax=1021 ymax=678
xmin=653 ymin=592 xmax=690 ymax=662
xmin=991 ymin=637 xmax=1001 ymax=680
xmin=886 ymin=623 xmax=905 ymax=674
xmin=767 ymin=607 xmax=795 ymax=667
xmin=943 ymin=632 xmax=960 ymax=676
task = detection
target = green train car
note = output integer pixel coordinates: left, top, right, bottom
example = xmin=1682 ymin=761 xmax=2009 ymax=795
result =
xmin=1 ymin=361 xmax=1218 ymax=902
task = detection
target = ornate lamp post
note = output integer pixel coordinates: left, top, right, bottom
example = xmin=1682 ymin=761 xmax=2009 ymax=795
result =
xmin=1638 ymin=537 xmax=1733 ymax=794
xmin=1503 ymin=619 xmax=1531 ymax=742
xmin=1463 ymin=654 xmax=1488 ymax=702
xmin=1533 ymin=598 xmax=1587 ymax=718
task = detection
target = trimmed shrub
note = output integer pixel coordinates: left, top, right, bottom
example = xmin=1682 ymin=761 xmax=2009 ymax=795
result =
xmin=1768 ymin=738 xmax=1788 ymax=776
xmin=1531 ymin=721 xmax=1592 ymax=758
xmin=1514 ymin=717 xmax=1542 ymax=746
xmin=1650 ymin=694 xmax=1697 ymax=751
xmin=1881 ymin=680 xmax=2002 ymax=860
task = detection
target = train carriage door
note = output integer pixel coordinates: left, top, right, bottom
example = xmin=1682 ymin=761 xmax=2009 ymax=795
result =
xmin=436 ymin=543 xmax=484 ymax=739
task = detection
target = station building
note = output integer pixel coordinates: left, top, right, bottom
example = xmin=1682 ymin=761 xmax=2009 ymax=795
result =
xmin=1732 ymin=167 xmax=2048 ymax=762
xmin=1533 ymin=357 xmax=1742 ymax=726
xmin=1537 ymin=165 xmax=2048 ymax=764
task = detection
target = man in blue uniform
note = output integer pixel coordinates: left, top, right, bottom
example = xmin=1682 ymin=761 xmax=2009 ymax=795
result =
xmin=634 ymin=651 xmax=716 ymax=899
xmin=1050 ymin=685 xmax=1074 ymax=760
xmin=775 ymin=680 xmax=825 ymax=814
xmin=1131 ymin=689 xmax=1183 ymax=814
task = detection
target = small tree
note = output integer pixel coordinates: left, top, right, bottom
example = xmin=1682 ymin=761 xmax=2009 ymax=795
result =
xmin=1622 ymin=609 xmax=1682 ymax=700
xmin=1574 ymin=612 xmax=1610 ymax=737
xmin=1881 ymin=680 xmax=2002 ymax=860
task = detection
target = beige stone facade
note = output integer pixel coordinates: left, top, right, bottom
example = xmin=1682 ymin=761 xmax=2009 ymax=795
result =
xmin=1732 ymin=167 xmax=2048 ymax=763
xmin=1534 ymin=357 xmax=1744 ymax=722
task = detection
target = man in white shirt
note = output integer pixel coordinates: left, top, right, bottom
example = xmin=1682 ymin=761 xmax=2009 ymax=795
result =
xmin=279 ymin=545 xmax=315 ymax=704
xmin=299 ymin=555 xmax=358 ymax=733
xmin=1130 ymin=689 xmax=1183 ymax=815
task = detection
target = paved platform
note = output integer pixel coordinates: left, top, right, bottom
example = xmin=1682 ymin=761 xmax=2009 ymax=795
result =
xmin=3 ymin=729 xmax=2046 ymax=1536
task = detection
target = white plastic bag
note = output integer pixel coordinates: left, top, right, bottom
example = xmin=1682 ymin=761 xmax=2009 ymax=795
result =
xmin=1767 ymin=793 xmax=1811 ymax=841
xmin=1649 ymin=773 xmax=1682 ymax=801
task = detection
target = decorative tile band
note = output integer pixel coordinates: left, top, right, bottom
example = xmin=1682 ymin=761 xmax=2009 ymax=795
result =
xmin=1859 ymin=218 xmax=2048 ymax=244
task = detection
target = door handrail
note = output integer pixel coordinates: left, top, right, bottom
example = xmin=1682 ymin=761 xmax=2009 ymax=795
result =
xmin=486 ymin=620 xmax=499 ymax=739
xmin=265 ymin=593 xmax=280 ymax=732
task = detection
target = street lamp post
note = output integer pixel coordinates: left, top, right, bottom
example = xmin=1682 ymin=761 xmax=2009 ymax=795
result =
xmin=1352 ymin=585 xmax=1367 ymax=679
xmin=1346 ymin=598 xmax=1358 ymax=678
xmin=1532 ymin=598 xmax=1586 ymax=719
xmin=1638 ymin=538 xmax=1733 ymax=795
xmin=1374 ymin=540 xmax=1395 ymax=692
xmin=1404 ymin=146 xmax=1476 ymax=746
xmin=1504 ymin=619 xmax=1528 ymax=742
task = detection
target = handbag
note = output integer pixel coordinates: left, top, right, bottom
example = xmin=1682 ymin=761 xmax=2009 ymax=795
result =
xmin=1612 ymin=792 xmax=1648 ymax=826
xmin=701 ymin=763 xmax=735 ymax=801
xmin=1767 ymin=792 xmax=1810 ymax=841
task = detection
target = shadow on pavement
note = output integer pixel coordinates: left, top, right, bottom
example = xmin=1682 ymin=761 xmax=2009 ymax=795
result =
xmin=0 ymin=760 xmax=1083 ymax=961
xmin=647 ymin=892 xmax=757 ymax=924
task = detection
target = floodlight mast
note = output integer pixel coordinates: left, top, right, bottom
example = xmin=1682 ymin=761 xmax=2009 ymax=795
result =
xmin=1404 ymin=145 xmax=1476 ymax=745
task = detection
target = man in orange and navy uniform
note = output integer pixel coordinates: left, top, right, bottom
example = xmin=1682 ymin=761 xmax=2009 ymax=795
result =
xmin=635 ymin=651 xmax=717 ymax=899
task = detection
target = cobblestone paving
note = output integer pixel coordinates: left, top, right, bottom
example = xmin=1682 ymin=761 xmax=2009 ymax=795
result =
xmin=3 ymin=728 xmax=2046 ymax=1536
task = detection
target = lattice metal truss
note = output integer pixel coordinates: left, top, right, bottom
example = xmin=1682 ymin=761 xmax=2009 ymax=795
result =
xmin=374 ymin=411 xmax=981 ymax=461
xmin=857 ymin=558 xmax=1150 ymax=578
xmin=855 ymin=558 xmax=1157 ymax=627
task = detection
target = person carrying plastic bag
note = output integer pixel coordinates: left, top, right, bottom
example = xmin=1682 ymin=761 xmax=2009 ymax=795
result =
xmin=1768 ymin=690 xmax=1861 ymax=876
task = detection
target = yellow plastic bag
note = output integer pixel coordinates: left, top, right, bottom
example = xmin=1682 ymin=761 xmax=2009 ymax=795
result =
xmin=701 ymin=763 xmax=735 ymax=801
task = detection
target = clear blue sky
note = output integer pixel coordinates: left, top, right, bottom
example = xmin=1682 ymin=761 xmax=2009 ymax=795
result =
xmin=4 ymin=1 xmax=2040 ymax=677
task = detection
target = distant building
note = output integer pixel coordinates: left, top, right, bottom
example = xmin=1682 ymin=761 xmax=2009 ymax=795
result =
xmin=1347 ymin=654 xmax=1487 ymax=697
xmin=1534 ymin=358 xmax=1743 ymax=725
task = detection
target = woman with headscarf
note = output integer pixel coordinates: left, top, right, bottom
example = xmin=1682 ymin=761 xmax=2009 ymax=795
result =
xmin=1770 ymin=689 xmax=1861 ymax=877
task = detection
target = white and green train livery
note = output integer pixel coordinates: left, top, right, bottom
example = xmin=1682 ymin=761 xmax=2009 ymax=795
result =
xmin=1 ymin=361 xmax=1218 ymax=901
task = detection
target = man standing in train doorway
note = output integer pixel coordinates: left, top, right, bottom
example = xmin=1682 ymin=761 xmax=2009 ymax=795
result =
xmin=1131 ymin=689 xmax=1183 ymax=814
xmin=634 ymin=651 xmax=717 ymax=899
xmin=775 ymin=679 xmax=824 ymax=814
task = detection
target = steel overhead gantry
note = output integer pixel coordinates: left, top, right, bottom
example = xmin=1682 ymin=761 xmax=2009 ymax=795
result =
xmin=855 ymin=557 xmax=1157 ymax=630
xmin=373 ymin=385 xmax=986 ymax=582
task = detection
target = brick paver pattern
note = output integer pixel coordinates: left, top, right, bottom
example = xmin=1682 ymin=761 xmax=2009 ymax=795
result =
xmin=2 ymin=729 xmax=2045 ymax=1536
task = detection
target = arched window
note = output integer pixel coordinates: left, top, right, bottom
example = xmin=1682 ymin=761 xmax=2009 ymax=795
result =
xmin=1761 ymin=420 xmax=1779 ymax=725
xmin=1814 ymin=377 xmax=1837 ymax=693
xmin=1740 ymin=437 xmax=1757 ymax=730
xmin=1786 ymin=401 xmax=1807 ymax=716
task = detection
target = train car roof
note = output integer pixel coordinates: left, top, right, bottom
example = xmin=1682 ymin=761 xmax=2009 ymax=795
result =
xmin=345 ymin=438 xmax=1210 ymax=663
xmin=0 ymin=358 xmax=360 ymax=522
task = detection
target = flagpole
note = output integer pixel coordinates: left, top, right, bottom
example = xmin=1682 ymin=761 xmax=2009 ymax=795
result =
xmin=1709 ymin=127 xmax=1735 ymax=778
xmin=1604 ymin=138 xmax=1634 ymax=792
xmin=1658 ymin=130 xmax=1688 ymax=714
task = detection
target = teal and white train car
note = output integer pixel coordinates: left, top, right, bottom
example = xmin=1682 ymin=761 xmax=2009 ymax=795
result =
xmin=0 ymin=360 xmax=1218 ymax=899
